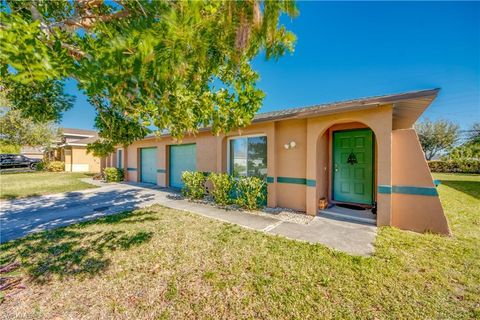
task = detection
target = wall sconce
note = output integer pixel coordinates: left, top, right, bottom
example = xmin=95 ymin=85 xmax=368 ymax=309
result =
xmin=284 ymin=141 xmax=297 ymax=150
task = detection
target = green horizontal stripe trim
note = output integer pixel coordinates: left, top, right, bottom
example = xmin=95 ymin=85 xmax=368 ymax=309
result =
xmin=306 ymin=179 xmax=316 ymax=187
xmin=157 ymin=169 xmax=166 ymax=173
xmin=275 ymin=177 xmax=316 ymax=186
xmin=277 ymin=177 xmax=306 ymax=185
xmin=266 ymin=176 xmax=274 ymax=183
xmin=378 ymin=185 xmax=438 ymax=196
xmin=377 ymin=185 xmax=392 ymax=194
xmin=127 ymin=168 xmax=137 ymax=172
xmin=393 ymin=185 xmax=439 ymax=196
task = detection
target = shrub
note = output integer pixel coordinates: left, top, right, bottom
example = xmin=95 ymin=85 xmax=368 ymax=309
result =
xmin=45 ymin=161 xmax=64 ymax=172
xmin=35 ymin=160 xmax=47 ymax=171
xmin=208 ymin=172 xmax=236 ymax=205
xmin=103 ymin=167 xmax=125 ymax=182
xmin=428 ymin=160 xmax=480 ymax=174
xmin=181 ymin=171 xmax=206 ymax=199
xmin=236 ymin=176 xmax=267 ymax=210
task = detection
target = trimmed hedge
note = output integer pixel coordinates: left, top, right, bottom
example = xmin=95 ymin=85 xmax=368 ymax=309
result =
xmin=428 ymin=160 xmax=480 ymax=174
xmin=104 ymin=167 xmax=125 ymax=182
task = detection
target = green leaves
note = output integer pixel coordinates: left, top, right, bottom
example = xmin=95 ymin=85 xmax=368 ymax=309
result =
xmin=0 ymin=107 xmax=60 ymax=148
xmin=415 ymin=119 xmax=460 ymax=160
xmin=1 ymin=0 xmax=297 ymax=146
xmin=0 ymin=75 xmax=75 ymax=123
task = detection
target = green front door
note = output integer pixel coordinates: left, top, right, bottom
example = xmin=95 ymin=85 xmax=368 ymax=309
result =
xmin=333 ymin=129 xmax=374 ymax=205
xmin=140 ymin=147 xmax=157 ymax=184
xmin=169 ymin=144 xmax=196 ymax=189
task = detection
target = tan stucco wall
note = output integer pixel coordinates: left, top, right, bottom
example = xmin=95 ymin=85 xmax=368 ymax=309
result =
xmin=124 ymin=134 xmax=219 ymax=186
xmin=305 ymin=106 xmax=393 ymax=226
xmin=391 ymin=129 xmax=450 ymax=234
xmin=67 ymin=147 xmax=101 ymax=173
xmin=117 ymin=104 xmax=448 ymax=234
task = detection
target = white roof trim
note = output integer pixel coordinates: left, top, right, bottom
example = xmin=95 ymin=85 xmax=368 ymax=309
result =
xmin=63 ymin=133 xmax=95 ymax=138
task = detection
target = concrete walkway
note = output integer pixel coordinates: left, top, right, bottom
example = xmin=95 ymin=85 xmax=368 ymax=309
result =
xmin=0 ymin=180 xmax=377 ymax=255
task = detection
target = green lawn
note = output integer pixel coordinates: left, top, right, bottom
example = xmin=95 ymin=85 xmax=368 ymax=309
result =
xmin=0 ymin=173 xmax=479 ymax=319
xmin=0 ymin=171 xmax=97 ymax=199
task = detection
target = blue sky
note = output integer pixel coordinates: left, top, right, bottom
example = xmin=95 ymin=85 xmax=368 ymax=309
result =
xmin=62 ymin=1 xmax=480 ymax=130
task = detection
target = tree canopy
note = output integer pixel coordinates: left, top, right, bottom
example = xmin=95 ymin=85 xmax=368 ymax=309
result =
xmin=0 ymin=107 xmax=61 ymax=149
xmin=0 ymin=79 xmax=73 ymax=153
xmin=415 ymin=118 xmax=460 ymax=160
xmin=0 ymin=0 xmax=298 ymax=152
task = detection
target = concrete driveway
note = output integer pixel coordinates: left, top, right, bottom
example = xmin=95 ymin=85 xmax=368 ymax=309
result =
xmin=0 ymin=181 xmax=162 ymax=243
xmin=0 ymin=180 xmax=377 ymax=255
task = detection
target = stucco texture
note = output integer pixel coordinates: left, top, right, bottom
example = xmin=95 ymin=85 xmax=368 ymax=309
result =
xmin=113 ymin=103 xmax=449 ymax=235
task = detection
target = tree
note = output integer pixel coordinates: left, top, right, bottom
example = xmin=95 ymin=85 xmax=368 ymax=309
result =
xmin=0 ymin=0 xmax=298 ymax=153
xmin=443 ymin=122 xmax=480 ymax=161
xmin=466 ymin=122 xmax=480 ymax=145
xmin=415 ymin=119 xmax=460 ymax=160
xmin=0 ymin=107 xmax=60 ymax=149
xmin=0 ymin=85 xmax=71 ymax=150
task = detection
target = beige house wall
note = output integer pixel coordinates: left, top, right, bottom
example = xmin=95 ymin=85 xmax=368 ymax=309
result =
xmin=63 ymin=147 xmax=101 ymax=173
xmin=391 ymin=129 xmax=450 ymax=234
xmin=119 ymin=104 xmax=449 ymax=235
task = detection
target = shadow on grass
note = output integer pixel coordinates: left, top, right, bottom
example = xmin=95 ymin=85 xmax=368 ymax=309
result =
xmin=0 ymin=210 xmax=157 ymax=283
xmin=441 ymin=180 xmax=480 ymax=200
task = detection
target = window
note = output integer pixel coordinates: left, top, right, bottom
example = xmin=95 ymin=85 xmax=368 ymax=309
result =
xmin=229 ymin=135 xmax=267 ymax=178
xmin=117 ymin=149 xmax=123 ymax=169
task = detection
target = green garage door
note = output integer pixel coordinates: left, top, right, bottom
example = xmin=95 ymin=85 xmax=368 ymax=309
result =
xmin=170 ymin=144 xmax=196 ymax=189
xmin=333 ymin=129 xmax=374 ymax=205
xmin=140 ymin=147 xmax=157 ymax=184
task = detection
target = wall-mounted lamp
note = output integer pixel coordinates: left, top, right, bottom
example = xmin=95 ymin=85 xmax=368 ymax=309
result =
xmin=284 ymin=141 xmax=297 ymax=150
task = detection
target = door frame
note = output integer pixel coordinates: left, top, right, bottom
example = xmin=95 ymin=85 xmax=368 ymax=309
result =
xmin=139 ymin=147 xmax=157 ymax=184
xmin=331 ymin=128 xmax=375 ymax=207
xmin=168 ymin=143 xmax=196 ymax=189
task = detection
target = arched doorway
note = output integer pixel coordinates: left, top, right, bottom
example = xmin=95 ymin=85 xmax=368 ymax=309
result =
xmin=315 ymin=121 xmax=378 ymax=223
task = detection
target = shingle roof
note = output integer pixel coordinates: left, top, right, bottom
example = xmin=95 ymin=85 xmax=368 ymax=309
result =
xmin=138 ymin=88 xmax=442 ymax=141
xmin=253 ymin=88 xmax=440 ymax=123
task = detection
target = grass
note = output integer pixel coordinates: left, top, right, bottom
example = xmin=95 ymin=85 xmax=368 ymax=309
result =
xmin=0 ymin=171 xmax=97 ymax=200
xmin=0 ymin=173 xmax=479 ymax=319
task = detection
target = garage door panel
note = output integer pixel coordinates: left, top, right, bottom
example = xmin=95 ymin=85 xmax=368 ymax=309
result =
xmin=140 ymin=148 xmax=157 ymax=184
xmin=170 ymin=144 xmax=196 ymax=188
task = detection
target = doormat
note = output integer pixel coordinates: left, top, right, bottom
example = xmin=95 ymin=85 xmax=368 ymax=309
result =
xmin=336 ymin=204 xmax=366 ymax=211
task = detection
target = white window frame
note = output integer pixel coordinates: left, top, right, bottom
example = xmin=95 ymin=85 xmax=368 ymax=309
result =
xmin=226 ymin=134 xmax=267 ymax=176
xmin=116 ymin=148 xmax=123 ymax=169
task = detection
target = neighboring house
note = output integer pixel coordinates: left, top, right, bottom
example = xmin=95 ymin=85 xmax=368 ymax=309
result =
xmin=106 ymin=89 xmax=450 ymax=235
xmin=20 ymin=146 xmax=44 ymax=159
xmin=50 ymin=128 xmax=102 ymax=173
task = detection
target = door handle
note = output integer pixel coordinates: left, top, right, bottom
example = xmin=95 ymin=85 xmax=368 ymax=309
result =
xmin=334 ymin=163 xmax=338 ymax=172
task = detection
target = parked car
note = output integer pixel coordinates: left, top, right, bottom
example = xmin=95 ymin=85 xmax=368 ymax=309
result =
xmin=0 ymin=154 xmax=41 ymax=170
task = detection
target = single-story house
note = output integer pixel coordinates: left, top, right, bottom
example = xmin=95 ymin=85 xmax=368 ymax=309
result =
xmin=49 ymin=128 xmax=102 ymax=173
xmin=105 ymin=89 xmax=450 ymax=235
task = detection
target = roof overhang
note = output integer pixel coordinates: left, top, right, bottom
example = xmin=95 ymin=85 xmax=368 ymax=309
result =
xmin=252 ymin=88 xmax=440 ymax=130
xmin=134 ymin=88 xmax=440 ymax=142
